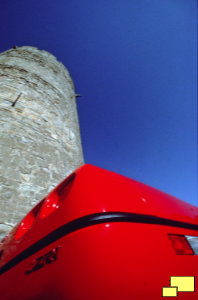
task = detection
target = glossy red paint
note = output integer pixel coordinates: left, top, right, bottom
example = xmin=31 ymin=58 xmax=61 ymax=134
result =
xmin=0 ymin=164 xmax=197 ymax=300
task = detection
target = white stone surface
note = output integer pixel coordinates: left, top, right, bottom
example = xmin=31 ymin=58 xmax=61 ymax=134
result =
xmin=0 ymin=46 xmax=84 ymax=236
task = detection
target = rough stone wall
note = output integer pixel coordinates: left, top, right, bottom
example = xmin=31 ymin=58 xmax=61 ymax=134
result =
xmin=0 ymin=46 xmax=84 ymax=239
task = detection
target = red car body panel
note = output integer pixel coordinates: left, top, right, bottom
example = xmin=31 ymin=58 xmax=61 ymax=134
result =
xmin=0 ymin=164 xmax=197 ymax=299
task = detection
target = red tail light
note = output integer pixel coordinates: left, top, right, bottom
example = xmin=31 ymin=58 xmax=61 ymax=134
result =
xmin=39 ymin=173 xmax=76 ymax=220
xmin=14 ymin=173 xmax=76 ymax=238
xmin=56 ymin=173 xmax=76 ymax=199
xmin=14 ymin=212 xmax=35 ymax=240
xmin=168 ymin=234 xmax=194 ymax=255
xmin=39 ymin=193 xmax=59 ymax=219
xmin=14 ymin=199 xmax=45 ymax=240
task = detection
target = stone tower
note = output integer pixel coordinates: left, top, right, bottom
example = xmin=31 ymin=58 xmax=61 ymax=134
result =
xmin=0 ymin=46 xmax=84 ymax=239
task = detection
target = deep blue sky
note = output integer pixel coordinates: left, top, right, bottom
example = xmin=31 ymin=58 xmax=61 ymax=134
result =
xmin=0 ymin=0 xmax=197 ymax=206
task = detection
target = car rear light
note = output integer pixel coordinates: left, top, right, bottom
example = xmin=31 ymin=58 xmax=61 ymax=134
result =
xmin=14 ymin=199 xmax=45 ymax=240
xmin=168 ymin=234 xmax=194 ymax=255
xmin=185 ymin=235 xmax=198 ymax=255
xmin=39 ymin=192 xmax=59 ymax=219
xmin=39 ymin=173 xmax=76 ymax=220
xmin=14 ymin=211 xmax=35 ymax=240
xmin=56 ymin=173 xmax=76 ymax=199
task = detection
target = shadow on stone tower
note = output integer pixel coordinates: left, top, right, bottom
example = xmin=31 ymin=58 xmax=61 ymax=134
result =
xmin=0 ymin=46 xmax=84 ymax=239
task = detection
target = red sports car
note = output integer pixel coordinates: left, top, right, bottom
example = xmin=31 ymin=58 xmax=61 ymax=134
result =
xmin=0 ymin=164 xmax=197 ymax=299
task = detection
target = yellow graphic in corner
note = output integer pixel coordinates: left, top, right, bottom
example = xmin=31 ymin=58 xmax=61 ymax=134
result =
xmin=162 ymin=287 xmax=177 ymax=297
xmin=170 ymin=276 xmax=195 ymax=292
xmin=162 ymin=276 xmax=195 ymax=297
